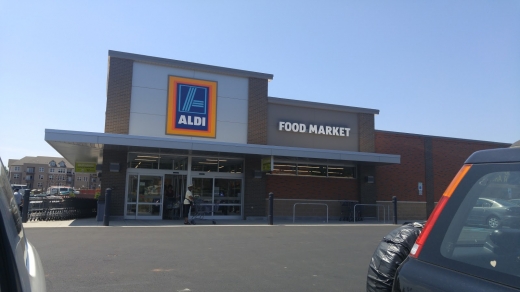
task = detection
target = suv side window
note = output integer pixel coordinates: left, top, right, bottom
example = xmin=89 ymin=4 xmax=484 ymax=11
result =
xmin=420 ymin=164 xmax=520 ymax=289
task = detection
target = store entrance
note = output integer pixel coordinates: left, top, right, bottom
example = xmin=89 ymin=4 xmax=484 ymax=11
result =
xmin=191 ymin=176 xmax=242 ymax=219
xmin=163 ymin=174 xmax=186 ymax=220
xmin=125 ymin=172 xmax=187 ymax=219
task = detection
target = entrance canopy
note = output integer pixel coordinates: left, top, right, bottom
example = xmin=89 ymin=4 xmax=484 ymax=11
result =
xmin=45 ymin=129 xmax=400 ymax=166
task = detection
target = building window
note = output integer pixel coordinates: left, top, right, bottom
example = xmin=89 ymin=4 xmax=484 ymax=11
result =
xmin=14 ymin=174 xmax=20 ymax=179
xmin=49 ymin=168 xmax=55 ymax=173
xmin=58 ymin=169 xmax=66 ymax=173
xmin=77 ymin=176 xmax=82 ymax=181
xmin=83 ymin=177 xmax=88 ymax=182
xmin=26 ymin=167 xmax=35 ymax=173
xmin=49 ymin=175 xmax=53 ymax=180
xmin=25 ymin=175 xmax=33 ymax=180
xmin=327 ymin=166 xmax=356 ymax=178
xmin=49 ymin=160 xmax=56 ymax=167
xmin=272 ymin=163 xmax=297 ymax=175
xmin=37 ymin=182 xmax=43 ymax=188
xmin=14 ymin=166 xmax=21 ymax=172
xmin=39 ymin=167 xmax=45 ymax=172
xmin=39 ymin=175 xmax=44 ymax=180
xmin=297 ymin=164 xmax=327 ymax=177
xmin=270 ymin=158 xmax=356 ymax=178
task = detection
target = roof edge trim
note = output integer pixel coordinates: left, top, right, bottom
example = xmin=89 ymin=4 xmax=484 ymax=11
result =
xmin=108 ymin=50 xmax=274 ymax=80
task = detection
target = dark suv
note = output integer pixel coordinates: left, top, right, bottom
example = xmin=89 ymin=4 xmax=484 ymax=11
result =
xmin=392 ymin=144 xmax=520 ymax=291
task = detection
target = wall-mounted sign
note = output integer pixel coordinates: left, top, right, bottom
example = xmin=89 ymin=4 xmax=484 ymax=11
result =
xmin=418 ymin=182 xmax=423 ymax=196
xmin=75 ymin=162 xmax=96 ymax=173
xmin=166 ymin=76 xmax=217 ymax=138
xmin=278 ymin=121 xmax=350 ymax=137
xmin=261 ymin=156 xmax=273 ymax=172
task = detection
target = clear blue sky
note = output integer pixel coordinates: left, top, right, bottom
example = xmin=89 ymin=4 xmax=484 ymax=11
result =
xmin=1 ymin=1 xmax=519 ymax=163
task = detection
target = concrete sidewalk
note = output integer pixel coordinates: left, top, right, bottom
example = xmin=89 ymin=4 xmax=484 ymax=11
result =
xmin=23 ymin=217 xmax=405 ymax=228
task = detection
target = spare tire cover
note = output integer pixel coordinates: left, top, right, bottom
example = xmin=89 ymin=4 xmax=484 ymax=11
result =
xmin=366 ymin=222 xmax=424 ymax=292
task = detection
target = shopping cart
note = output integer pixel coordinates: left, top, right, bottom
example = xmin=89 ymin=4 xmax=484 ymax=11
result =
xmin=190 ymin=198 xmax=216 ymax=225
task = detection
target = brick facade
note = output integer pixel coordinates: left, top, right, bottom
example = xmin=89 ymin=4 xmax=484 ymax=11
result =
xmin=247 ymin=77 xmax=268 ymax=145
xmin=105 ymin=57 xmax=133 ymax=134
xmin=244 ymin=155 xmax=267 ymax=218
xmin=375 ymin=131 xmax=510 ymax=219
xmin=265 ymin=175 xmax=358 ymax=200
xmin=100 ymin=148 xmax=128 ymax=217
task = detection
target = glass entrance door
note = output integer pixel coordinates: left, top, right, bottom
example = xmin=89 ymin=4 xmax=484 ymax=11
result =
xmin=126 ymin=173 xmax=163 ymax=219
xmin=163 ymin=174 xmax=186 ymax=220
xmin=191 ymin=177 xmax=242 ymax=218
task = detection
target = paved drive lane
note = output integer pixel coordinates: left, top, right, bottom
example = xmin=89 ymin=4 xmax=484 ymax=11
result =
xmin=26 ymin=225 xmax=398 ymax=292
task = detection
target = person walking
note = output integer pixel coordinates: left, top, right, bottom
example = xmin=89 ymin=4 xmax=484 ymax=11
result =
xmin=183 ymin=184 xmax=194 ymax=225
xmin=13 ymin=188 xmax=23 ymax=214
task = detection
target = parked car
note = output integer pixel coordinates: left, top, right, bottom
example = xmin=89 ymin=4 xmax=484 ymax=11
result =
xmin=508 ymin=199 xmax=520 ymax=206
xmin=390 ymin=143 xmax=520 ymax=291
xmin=467 ymin=197 xmax=520 ymax=229
xmin=368 ymin=142 xmax=520 ymax=291
xmin=0 ymin=158 xmax=46 ymax=291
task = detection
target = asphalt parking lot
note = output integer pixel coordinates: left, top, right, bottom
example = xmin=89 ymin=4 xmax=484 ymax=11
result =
xmin=25 ymin=223 xmax=398 ymax=292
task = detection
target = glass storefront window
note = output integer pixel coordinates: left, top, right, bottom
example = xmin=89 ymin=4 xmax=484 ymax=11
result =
xmin=159 ymin=155 xmax=188 ymax=170
xmin=297 ymin=164 xmax=327 ymax=176
xmin=328 ymin=166 xmax=356 ymax=178
xmin=272 ymin=163 xmax=297 ymax=175
xmin=214 ymin=179 xmax=242 ymax=216
xmin=218 ymin=158 xmax=243 ymax=173
xmin=127 ymin=174 xmax=138 ymax=203
xmin=128 ymin=153 xmax=160 ymax=169
xmin=191 ymin=157 xmax=219 ymax=172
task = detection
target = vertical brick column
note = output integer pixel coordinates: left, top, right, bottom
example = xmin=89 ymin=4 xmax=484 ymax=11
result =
xmin=358 ymin=113 xmax=376 ymax=209
xmin=105 ymin=57 xmax=133 ymax=134
xmin=100 ymin=149 xmax=128 ymax=217
xmin=424 ymin=137 xmax=434 ymax=218
xmin=243 ymin=155 xmax=267 ymax=218
xmin=247 ymin=77 xmax=268 ymax=145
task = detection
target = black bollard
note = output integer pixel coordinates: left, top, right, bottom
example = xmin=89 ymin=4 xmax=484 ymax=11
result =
xmin=22 ymin=189 xmax=30 ymax=223
xmin=268 ymin=192 xmax=274 ymax=225
xmin=103 ymin=188 xmax=111 ymax=226
xmin=392 ymin=196 xmax=397 ymax=225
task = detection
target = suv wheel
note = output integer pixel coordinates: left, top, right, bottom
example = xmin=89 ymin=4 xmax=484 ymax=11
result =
xmin=487 ymin=215 xmax=501 ymax=229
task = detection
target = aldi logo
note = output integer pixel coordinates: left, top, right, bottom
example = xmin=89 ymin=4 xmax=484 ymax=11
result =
xmin=166 ymin=76 xmax=217 ymax=138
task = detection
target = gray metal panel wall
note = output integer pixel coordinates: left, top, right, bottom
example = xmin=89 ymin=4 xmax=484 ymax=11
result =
xmin=105 ymin=57 xmax=134 ymax=134
xmin=247 ymin=78 xmax=268 ymax=145
xmin=266 ymin=103 xmax=359 ymax=151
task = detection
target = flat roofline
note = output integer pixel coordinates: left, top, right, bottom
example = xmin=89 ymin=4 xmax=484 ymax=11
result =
xmin=268 ymin=97 xmax=379 ymax=115
xmin=109 ymin=50 xmax=274 ymax=80
xmin=45 ymin=129 xmax=400 ymax=165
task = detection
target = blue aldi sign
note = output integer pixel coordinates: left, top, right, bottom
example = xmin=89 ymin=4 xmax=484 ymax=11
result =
xmin=167 ymin=76 xmax=217 ymax=138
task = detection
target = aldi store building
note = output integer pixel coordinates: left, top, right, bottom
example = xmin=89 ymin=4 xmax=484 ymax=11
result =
xmin=44 ymin=51 xmax=510 ymax=221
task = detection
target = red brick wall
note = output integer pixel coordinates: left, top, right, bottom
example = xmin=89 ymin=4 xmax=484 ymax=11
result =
xmin=375 ymin=132 xmax=426 ymax=202
xmin=431 ymin=139 xmax=508 ymax=201
xmin=265 ymin=175 xmax=358 ymax=200
xmin=375 ymin=131 xmax=510 ymax=203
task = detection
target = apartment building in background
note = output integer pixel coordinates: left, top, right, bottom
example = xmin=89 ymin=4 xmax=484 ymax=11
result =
xmin=7 ymin=156 xmax=99 ymax=191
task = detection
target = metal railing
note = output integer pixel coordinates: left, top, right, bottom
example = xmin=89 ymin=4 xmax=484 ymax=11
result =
xmin=353 ymin=204 xmax=386 ymax=223
xmin=293 ymin=203 xmax=328 ymax=223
